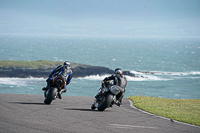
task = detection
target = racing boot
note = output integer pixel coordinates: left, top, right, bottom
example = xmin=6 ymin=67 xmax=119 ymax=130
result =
xmin=115 ymin=100 xmax=122 ymax=107
xmin=42 ymin=86 xmax=50 ymax=97
xmin=42 ymin=87 xmax=48 ymax=91
xmin=42 ymin=85 xmax=50 ymax=98
xmin=57 ymin=89 xmax=67 ymax=99
xmin=42 ymin=78 xmax=51 ymax=91
xmin=91 ymin=103 xmax=96 ymax=110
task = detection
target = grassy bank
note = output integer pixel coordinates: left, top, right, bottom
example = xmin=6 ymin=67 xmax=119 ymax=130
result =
xmin=128 ymin=96 xmax=200 ymax=126
xmin=0 ymin=60 xmax=62 ymax=68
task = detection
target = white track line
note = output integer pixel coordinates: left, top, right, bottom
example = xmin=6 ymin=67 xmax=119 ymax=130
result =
xmin=109 ymin=124 xmax=159 ymax=129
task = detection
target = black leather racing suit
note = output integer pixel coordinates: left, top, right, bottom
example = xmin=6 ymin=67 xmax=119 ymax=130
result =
xmin=100 ymin=74 xmax=127 ymax=104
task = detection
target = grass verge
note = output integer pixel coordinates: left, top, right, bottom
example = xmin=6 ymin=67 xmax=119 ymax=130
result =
xmin=128 ymin=96 xmax=200 ymax=126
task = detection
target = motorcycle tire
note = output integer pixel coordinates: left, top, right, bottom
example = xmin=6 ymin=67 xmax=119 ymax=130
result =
xmin=44 ymin=87 xmax=58 ymax=105
xmin=98 ymin=93 xmax=113 ymax=111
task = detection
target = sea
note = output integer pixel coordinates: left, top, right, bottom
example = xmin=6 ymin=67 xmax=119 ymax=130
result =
xmin=0 ymin=35 xmax=200 ymax=99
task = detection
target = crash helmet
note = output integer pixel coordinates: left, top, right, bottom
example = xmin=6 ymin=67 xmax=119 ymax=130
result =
xmin=114 ymin=68 xmax=123 ymax=75
xmin=63 ymin=61 xmax=70 ymax=68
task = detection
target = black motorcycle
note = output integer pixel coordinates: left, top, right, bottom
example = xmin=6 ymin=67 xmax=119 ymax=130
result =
xmin=44 ymin=75 xmax=65 ymax=105
xmin=91 ymin=80 xmax=123 ymax=111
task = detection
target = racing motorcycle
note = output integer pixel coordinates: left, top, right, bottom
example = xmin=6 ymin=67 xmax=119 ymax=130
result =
xmin=43 ymin=75 xmax=65 ymax=105
xmin=91 ymin=80 xmax=123 ymax=111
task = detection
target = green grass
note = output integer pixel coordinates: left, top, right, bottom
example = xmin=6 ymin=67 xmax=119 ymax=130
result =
xmin=128 ymin=96 xmax=200 ymax=126
xmin=0 ymin=60 xmax=62 ymax=68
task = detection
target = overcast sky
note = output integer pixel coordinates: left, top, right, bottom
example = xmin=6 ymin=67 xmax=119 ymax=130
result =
xmin=0 ymin=0 xmax=200 ymax=37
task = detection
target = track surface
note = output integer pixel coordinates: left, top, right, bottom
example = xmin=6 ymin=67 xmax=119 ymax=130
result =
xmin=0 ymin=93 xmax=199 ymax=133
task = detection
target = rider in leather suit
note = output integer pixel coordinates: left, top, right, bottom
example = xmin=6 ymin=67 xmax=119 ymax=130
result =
xmin=93 ymin=68 xmax=127 ymax=107
xmin=42 ymin=61 xmax=73 ymax=99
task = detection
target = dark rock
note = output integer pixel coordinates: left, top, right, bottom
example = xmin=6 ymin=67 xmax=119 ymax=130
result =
xmin=0 ymin=63 xmax=137 ymax=78
xmin=0 ymin=65 xmax=113 ymax=78
xmin=123 ymin=71 xmax=135 ymax=77
xmin=71 ymin=65 xmax=114 ymax=78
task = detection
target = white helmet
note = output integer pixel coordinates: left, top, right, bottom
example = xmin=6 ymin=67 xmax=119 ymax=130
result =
xmin=63 ymin=61 xmax=70 ymax=68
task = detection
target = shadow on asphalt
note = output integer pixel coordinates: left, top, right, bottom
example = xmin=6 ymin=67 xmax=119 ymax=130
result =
xmin=65 ymin=108 xmax=113 ymax=112
xmin=65 ymin=108 xmax=97 ymax=112
xmin=11 ymin=102 xmax=45 ymax=105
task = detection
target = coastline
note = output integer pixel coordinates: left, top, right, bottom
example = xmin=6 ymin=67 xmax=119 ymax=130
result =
xmin=0 ymin=60 xmax=135 ymax=78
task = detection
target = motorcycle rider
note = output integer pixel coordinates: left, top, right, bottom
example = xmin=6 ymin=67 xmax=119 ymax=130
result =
xmin=92 ymin=68 xmax=127 ymax=108
xmin=42 ymin=61 xmax=73 ymax=99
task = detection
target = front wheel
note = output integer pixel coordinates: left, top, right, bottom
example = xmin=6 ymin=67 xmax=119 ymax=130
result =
xmin=98 ymin=93 xmax=113 ymax=111
xmin=44 ymin=87 xmax=58 ymax=105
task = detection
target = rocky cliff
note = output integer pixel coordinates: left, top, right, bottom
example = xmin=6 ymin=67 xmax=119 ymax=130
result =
xmin=0 ymin=62 xmax=135 ymax=78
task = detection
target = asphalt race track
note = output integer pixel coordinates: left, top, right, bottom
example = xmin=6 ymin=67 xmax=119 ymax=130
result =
xmin=0 ymin=93 xmax=199 ymax=133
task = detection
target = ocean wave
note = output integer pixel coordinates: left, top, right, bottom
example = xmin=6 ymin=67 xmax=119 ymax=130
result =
xmin=151 ymin=71 xmax=200 ymax=76
xmin=77 ymin=74 xmax=170 ymax=81
xmin=77 ymin=74 xmax=110 ymax=81
xmin=0 ymin=77 xmax=45 ymax=86
xmin=127 ymin=75 xmax=171 ymax=81
xmin=2 ymin=71 xmax=196 ymax=86
xmin=130 ymin=70 xmax=200 ymax=76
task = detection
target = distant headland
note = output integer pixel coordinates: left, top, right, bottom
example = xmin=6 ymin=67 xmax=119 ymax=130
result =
xmin=0 ymin=60 xmax=135 ymax=78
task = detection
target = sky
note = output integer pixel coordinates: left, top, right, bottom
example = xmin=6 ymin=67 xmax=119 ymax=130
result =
xmin=0 ymin=0 xmax=200 ymax=38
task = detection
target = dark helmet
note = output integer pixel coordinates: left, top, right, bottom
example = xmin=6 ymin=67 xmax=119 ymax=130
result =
xmin=114 ymin=68 xmax=123 ymax=75
xmin=63 ymin=61 xmax=70 ymax=68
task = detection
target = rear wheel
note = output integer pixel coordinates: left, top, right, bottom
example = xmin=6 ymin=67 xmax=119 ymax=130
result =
xmin=98 ymin=93 xmax=113 ymax=111
xmin=44 ymin=87 xmax=58 ymax=105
